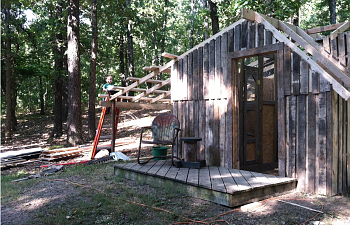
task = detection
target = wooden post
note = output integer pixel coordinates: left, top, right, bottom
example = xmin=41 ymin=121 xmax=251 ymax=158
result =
xmin=111 ymin=99 xmax=116 ymax=152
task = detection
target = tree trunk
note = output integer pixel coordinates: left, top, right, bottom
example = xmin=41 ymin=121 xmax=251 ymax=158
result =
xmin=126 ymin=2 xmax=135 ymax=97
xmin=190 ymin=0 xmax=194 ymax=48
xmin=5 ymin=7 xmax=12 ymax=142
xmin=67 ymin=0 xmax=83 ymax=146
xmin=203 ymin=0 xmax=209 ymax=40
xmin=208 ymin=0 xmax=219 ymax=35
xmin=39 ymin=76 xmax=45 ymax=114
xmin=88 ymin=0 xmax=98 ymax=140
xmin=328 ymin=0 xmax=337 ymax=24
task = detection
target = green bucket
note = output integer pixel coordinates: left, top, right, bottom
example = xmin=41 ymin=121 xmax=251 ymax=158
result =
xmin=152 ymin=146 xmax=168 ymax=160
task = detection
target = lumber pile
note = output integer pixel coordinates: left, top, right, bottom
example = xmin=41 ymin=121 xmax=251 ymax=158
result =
xmin=40 ymin=147 xmax=89 ymax=161
xmin=1 ymin=148 xmax=43 ymax=167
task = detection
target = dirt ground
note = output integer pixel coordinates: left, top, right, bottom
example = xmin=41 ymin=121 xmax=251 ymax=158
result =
xmin=1 ymin=107 xmax=350 ymax=224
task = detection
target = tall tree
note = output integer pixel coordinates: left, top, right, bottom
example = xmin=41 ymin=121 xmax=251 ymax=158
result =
xmin=88 ymin=0 xmax=98 ymax=140
xmin=67 ymin=0 xmax=83 ymax=145
xmin=126 ymin=0 xmax=135 ymax=96
xmin=208 ymin=0 xmax=219 ymax=35
xmin=328 ymin=0 xmax=336 ymax=24
xmin=5 ymin=6 xmax=12 ymax=142
xmin=52 ymin=1 xmax=66 ymax=137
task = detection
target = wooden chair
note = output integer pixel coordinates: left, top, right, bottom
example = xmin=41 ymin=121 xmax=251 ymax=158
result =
xmin=137 ymin=113 xmax=181 ymax=165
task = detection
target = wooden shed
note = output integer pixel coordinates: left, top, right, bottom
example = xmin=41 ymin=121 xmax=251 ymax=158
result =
xmin=169 ymin=9 xmax=350 ymax=196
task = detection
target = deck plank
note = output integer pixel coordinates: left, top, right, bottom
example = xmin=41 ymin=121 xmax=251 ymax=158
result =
xmin=209 ymin=166 xmax=226 ymax=192
xmin=239 ymin=170 xmax=262 ymax=188
xmin=137 ymin=161 xmax=157 ymax=173
xmin=228 ymin=169 xmax=252 ymax=191
xmin=187 ymin=168 xmax=199 ymax=186
xmin=128 ymin=163 xmax=144 ymax=172
xmin=165 ymin=166 xmax=180 ymax=180
xmin=147 ymin=160 xmax=167 ymax=175
xmin=155 ymin=162 xmax=171 ymax=177
xmin=218 ymin=167 xmax=240 ymax=194
xmin=251 ymin=171 xmax=273 ymax=187
xmin=199 ymin=166 xmax=212 ymax=189
xmin=176 ymin=168 xmax=189 ymax=183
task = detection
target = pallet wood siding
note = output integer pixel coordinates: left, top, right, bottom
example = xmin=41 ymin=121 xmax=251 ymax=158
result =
xmin=171 ymin=19 xmax=350 ymax=195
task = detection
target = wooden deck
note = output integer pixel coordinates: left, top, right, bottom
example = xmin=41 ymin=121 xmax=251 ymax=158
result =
xmin=114 ymin=160 xmax=297 ymax=207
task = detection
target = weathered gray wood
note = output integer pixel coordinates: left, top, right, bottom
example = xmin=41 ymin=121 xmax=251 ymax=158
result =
xmin=176 ymin=167 xmax=189 ymax=183
xmin=331 ymin=91 xmax=339 ymax=195
xmin=338 ymin=96 xmax=343 ymax=192
xmin=194 ymin=100 xmax=199 ymax=156
xmin=178 ymin=58 xmax=183 ymax=100
xmin=319 ymin=69 xmax=330 ymax=92
xmin=292 ymin=52 xmax=300 ymax=95
xmin=258 ymin=23 xmax=264 ymax=47
xmin=147 ymin=160 xmax=167 ymax=175
xmin=347 ymin=90 xmax=350 ymax=189
xmin=155 ymin=162 xmax=171 ymax=177
xmin=215 ymin=35 xmax=221 ymax=99
xmin=221 ymin=32 xmax=228 ymax=98
xmin=138 ymin=161 xmax=157 ymax=174
xmin=227 ymin=43 xmax=284 ymax=60
xmin=188 ymin=100 xmax=194 ymax=137
xmin=300 ymin=59 xmax=309 ymax=94
xmin=213 ymin=100 xmax=220 ymax=166
xmin=226 ymin=58 xmax=234 ymax=168
xmin=183 ymin=55 xmax=188 ymax=100
xmin=346 ymin=32 xmax=350 ymax=75
xmin=241 ymin=20 xmax=248 ymax=49
xmin=326 ymin=91 xmax=333 ymax=196
xmin=284 ymin=47 xmax=292 ymax=96
xmin=218 ymin=167 xmax=240 ymax=193
xmin=171 ymin=61 xmax=179 ymax=101
xmin=234 ymin=24 xmax=242 ymax=51
xmin=198 ymin=166 xmax=211 ymax=189
xmin=193 ymin=49 xmax=199 ymax=100
xmin=323 ymin=36 xmax=330 ymax=54
xmin=178 ymin=101 xmax=183 ymax=158
xmin=209 ymin=166 xmax=226 ymax=192
xmin=331 ymin=37 xmax=338 ymax=60
xmin=188 ymin=52 xmax=193 ymax=100
xmin=164 ymin=166 xmax=179 ymax=180
xmin=239 ymin=170 xmax=262 ymax=188
xmin=318 ymin=92 xmax=327 ymax=195
xmin=257 ymin=56 xmax=263 ymax=164
xmin=288 ymin=96 xmax=296 ymax=178
xmin=173 ymin=101 xmax=179 ymax=156
xmin=228 ymin=169 xmax=252 ymax=191
xmin=187 ymin=168 xmax=199 ymax=186
xmin=228 ymin=28 xmax=234 ymax=52
xmin=307 ymin=94 xmax=316 ymax=193
xmin=342 ymin=98 xmax=347 ymax=193
xmin=311 ymin=71 xmax=320 ymax=94
xmin=199 ymin=100 xmax=206 ymax=160
xmin=220 ymin=99 xmax=227 ymax=167
xmin=338 ymin=33 xmax=346 ymax=68
xmin=203 ymin=43 xmax=209 ymax=100
xmin=248 ymin=22 xmax=256 ymax=49
xmin=209 ymin=39 xmax=215 ymax=99
xmin=206 ymin=100 xmax=214 ymax=165
xmin=198 ymin=47 xmax=204 ymax=100
xmin=277 ymin=48 xmax=286 ymax=177
xmin=129 ymin=163 xmax=145 ymax=172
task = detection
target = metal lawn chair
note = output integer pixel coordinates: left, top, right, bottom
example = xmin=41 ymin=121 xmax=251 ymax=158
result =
xmin=137 ymin=113 xmax=181 ymax=165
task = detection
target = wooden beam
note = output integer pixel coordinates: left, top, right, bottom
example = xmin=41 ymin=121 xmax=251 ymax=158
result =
xmin=330 ymin=21 xmax=350 ymax=40
xmin=254 ymin=12 xmax=350 ymax=100
xmin=227 ymin=42 xmax=284 ymax=59
xmin=111 ymin=86 xmax=168 ymax=94
xmin=279 ymin=21 xmax=350 ymax=86
xmin=143 ymin=66 xmax=171 ymax=73
xmin=162 ymin=52 xmax=179 ymax=60
xmin=126 ymin=77 xmax=165 ymax=84
xmin=307 ymin=22 xmax=347 ymax=34
xmin=151 ymin=91 xmax=171 ymax=103
xmin=132 ymin=78 xmax=171 ymax=102
xmin=103 ymin=101 xmax=173 ymax=110
xmin=110 ymin=61 xmax=173 ymax=100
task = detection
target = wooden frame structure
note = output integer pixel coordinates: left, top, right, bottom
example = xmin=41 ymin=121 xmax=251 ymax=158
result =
xmin=104 ymin=9 xmax=350 ymax=196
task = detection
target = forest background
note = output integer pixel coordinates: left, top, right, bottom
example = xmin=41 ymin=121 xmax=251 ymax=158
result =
xmin=2 ymin=0 xmax=350 ymax=146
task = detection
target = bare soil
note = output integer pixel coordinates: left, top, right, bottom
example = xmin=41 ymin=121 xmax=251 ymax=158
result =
xmin=1 ymin=108 xmax=350 ymax=225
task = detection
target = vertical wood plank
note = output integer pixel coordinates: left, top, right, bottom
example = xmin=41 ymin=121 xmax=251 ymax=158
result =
xmin=228 ymin=28 xmax=234 ymax=52
xmin=193 ymin=49 xmax=199 ymax=100
xmin=318 ymin=92 xmax=327 ymax=195
xmin=173 ymin=101 xmax=179 ymax=156
xmin=183 ymin=55 xmax=188 ymax=101
xmin=300 ymin=59 xmax=309 ymax=94
xmin=178 ymin=58 xmax=184 ymax=100
xmin=226 ymin=57 xmax=234 ymax=168
xmin=199 ymin=100 xmax=206 ymax=160
xmin=312 ymin=71 xmax=320 ymax=94
xmin=338 ymin=33 xmax=346 ymax=67
xmin=241 ymin=20 xmax=248 ymax=49
xmin=332 ymin=90 xmax=338 ymax=195
xmin=188 ymin=52 xmax=193 ymax=101
xmin=292 ymin=52 xmax=300 ymax=95
xmin=215 ymin=36 xmax=221 ymax=99
xmin=213 ymin=99 xmax=220 ymax=166
xmin=203 ymin=44 xmax=209 ymax=100
xmin=323 ymin=36 xmax=330 ymax=54
xmin=171 ymin=61 xmax=179 ymax=101
xmin=277 ymin=48 xmax=286 ymax=177
xmin=209 ymin=39 xmax=215 ymax=99
xmin=342 ymin=97 xmax=347 ymax=193
xmin=284 ymin=47 xmax=291 ymax=96
xmin=257 ymin=56 xmax=264 ymax=164
xmin=188 ymin=100 xmax=194 ymax=137
xmin=307 ymin=94 xmax=316 ymax=193
xmin=319 ymin=70 xmax=329 ymax=93
xmin=178 ymin=101 xmax=183 ymax=159
xmin=346 ymin=32 xmax=350 ymax=74
xmin=331 ymin=37 xmax=338 ymax=60
xmin=198 ymin=47 xmax=204 ymax=100
xmin=233 ymin=60 xmax=239 ymax=169
xmin=326 ymin=91 xmax=333 ymax=196
xmin=288 ymin=96 xmax=296 ymax=178
xmin=194 ymin=100 xmax=199 ymax=156
xmin=248 ymin=22 xmax=256 ymax=49
xmin=297 ymin=95 xmax=306 ymax=192
xmin=347 ymin=90 xmax=350 ymax=189
xmin=206 ymin=99 xmax=213 ymax=165
xmin=338 ymin=95 xmax=343 ymax=192
xmin=257 ymin=23 xmax=264 ymax=47
xmin=234 ymin=24 xmax=242 ymax=51
xmin=221 ymin=33 xmax=228 ymax=98
xmin=220 ymin=99 xmax=227 ymax=167
xmin=265 ymin=30 xmax=272 ymax=45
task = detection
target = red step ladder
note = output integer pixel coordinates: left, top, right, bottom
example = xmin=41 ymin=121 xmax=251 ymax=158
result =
xmin=90 ymin=97 xmax=121 ymax=159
